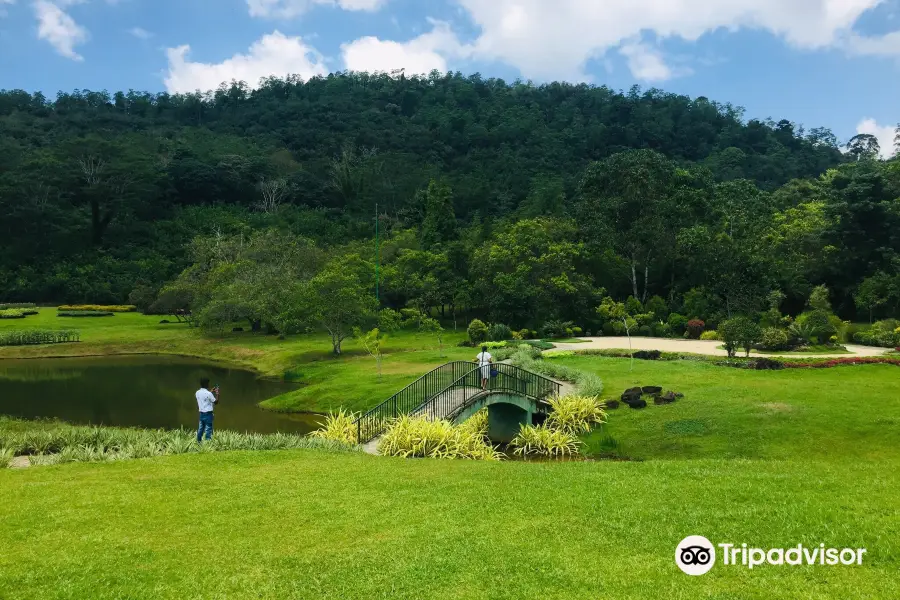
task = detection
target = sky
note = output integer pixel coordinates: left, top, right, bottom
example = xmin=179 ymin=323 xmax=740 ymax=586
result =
xmin=1 ymin=0 xmax=898 ymax=156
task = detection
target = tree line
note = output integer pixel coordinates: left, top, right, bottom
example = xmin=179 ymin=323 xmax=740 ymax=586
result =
xmin=0 ymin=72 xmax=898 ymax=337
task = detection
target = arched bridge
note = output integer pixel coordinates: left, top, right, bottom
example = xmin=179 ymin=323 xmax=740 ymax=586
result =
xmin=354 ymin=361 xmax=561 ymax=444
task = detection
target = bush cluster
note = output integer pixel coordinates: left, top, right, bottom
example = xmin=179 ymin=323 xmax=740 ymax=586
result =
xmin=0 ymin=309 xmax=26 ymax=319
xmin=57 ymin=305 xmax=137 ymax=313
xmin=0 ymin=303 xmax=36 ymax=310
xmin=0 ymin=330 xmax=80 ymax=346
xmin=1 ymin=418 xmax=355 ymax=467
xmin=852 ymin=320 xmax=900 ymax=348
xmin=58 ymin=311 xmax=114 ymax=317
xmin=378 ymin=414 xmax=501 ymax=460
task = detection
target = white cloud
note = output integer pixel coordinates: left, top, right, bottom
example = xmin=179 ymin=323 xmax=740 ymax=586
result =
xmin=342 ymin=21 xmax=470 ymax=75
xmin=856 ymin=118 xmax=898 ymax=158
xmin=246 ymin=0 xmax=388 ymax=19
xmin=163 ymin=31 xmax=328 ymax=94
xmin=453 ymin=0 xmax=889 ymax=80
xmin=33 ymin=0 xmax=88 ymax=61
xmin=619 ymin=38 xmax=693 ymax=81
xmin=845 ymin=30 xmax=900 ymax=57
xmin=129 ymin=26 xmax=152 ymax=40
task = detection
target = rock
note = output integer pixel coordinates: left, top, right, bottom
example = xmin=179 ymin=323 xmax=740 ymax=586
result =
xmin=633 ymin=350 xmax=662 ymax=361
xmin=604 ymin=400 xmax=620 ymax=410
xmin=642 ymin=386 xmax=663 ymax=395
xmin=232 ymin=327 xmax=244 ymax=332
xmin=675 ymin=392 xmax=684 ymax=399
xmin=621 ymin=387 xmax=643 ymax=402
xmin=754 ymin=358 xmax=784 ymax=370
xmin=624 ymin=398 xmax=647 ymax=409
xmin=655 ymin=391 xmax=678 ymax=405
xmin=159 ymin=319 xmax=170 ymax=324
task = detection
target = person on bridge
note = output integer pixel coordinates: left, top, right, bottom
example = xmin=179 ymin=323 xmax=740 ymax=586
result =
xmin=474 ymin=346 xmax=493 ymax=391
xmin=195 ymin=378 xmax=219 ymax=443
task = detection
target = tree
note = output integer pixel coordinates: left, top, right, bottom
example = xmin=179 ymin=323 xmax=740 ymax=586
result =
xmin=419 ymin=317 xmax=445 ymax=357
xmin=256 ymin=178 xmax=289 ymax=213
xmin=846 ymin=134 xmax=880 ymax=161
xmin=895 ymin=124 xmax=900 ymax=158
xmin=421 ymin=179 xmax=457 ymax=249
xmin=855 ymin=274 xmax=890 ymax=323
xmin=720 ymin=316 xmax=761 ymax=358
xmin=578 ymin=150 xmax=681 ymax=301
xmin=597 ymin=296 xmax=635 ymax=369
xmin=302 ymin=255 xmax=377 ymax=355
xmin=354 ymin=327 xmax=385 ymax=377
xmin=808 ymin=285 xmax=832 ymax=312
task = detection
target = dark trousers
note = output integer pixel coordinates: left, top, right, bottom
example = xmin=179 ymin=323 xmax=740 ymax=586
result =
xmin=197 ymin=412 xmax=214 ymax=442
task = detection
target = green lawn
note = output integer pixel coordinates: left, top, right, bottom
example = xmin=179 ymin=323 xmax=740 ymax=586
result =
xmin=1 ymin=450 xmax=897 ymax=599
xmin=0 ymin=309 xmax=473 ymax=413
xmin=546 ymin=354 xmax=900 ymax=460
xmin=3 ymin=316 xmax=900 ymax=597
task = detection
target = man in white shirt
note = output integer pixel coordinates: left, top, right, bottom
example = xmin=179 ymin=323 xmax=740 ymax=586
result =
xmin=196 ymin=378 xmax=219 ymax=443
xmin=474 ymin=345 xmax=493 ymax=391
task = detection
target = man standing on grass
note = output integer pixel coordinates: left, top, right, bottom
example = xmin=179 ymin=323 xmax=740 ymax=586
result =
xmin=196 ymin=378 xmax=219 ymax=443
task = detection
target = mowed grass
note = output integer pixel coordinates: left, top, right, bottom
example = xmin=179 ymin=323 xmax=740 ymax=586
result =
xmin=1 ymin=450 xmax=898 ymax=599
xmin=548 ymin=355 xmax=900 ymax=461
xmin=0 ymin=309 xmax=473 ymax=412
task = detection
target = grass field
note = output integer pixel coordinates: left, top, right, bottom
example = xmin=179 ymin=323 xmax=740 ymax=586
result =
xmin=3 ymin=311 xmax=900 ymax=597
xmin=1 ymin=449 xmax=897 ymax=599
xmin=0 ymin=309 xmax=472 ymax=413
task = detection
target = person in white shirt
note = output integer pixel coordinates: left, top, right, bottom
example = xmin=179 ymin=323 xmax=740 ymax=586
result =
xmin=474 ymin=345 xmax=493 ymax=391
xmin=195 ymin=378 xmax=219 ymax=442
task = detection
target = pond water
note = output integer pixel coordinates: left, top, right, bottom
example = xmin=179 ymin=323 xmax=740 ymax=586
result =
xmin=0 ymin=355 xmax=321 ymax=435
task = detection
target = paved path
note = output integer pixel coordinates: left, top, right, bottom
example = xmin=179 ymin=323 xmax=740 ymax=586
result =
xmin=548 ymin=337 xmax=891 ymax=359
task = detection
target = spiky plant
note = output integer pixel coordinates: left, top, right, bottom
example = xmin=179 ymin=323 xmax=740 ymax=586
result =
xmin=310 ymin=409 xmax=359 ymax=446
xmin=510 ymin=424 xmax=581 ymax=458
xmin=545 ymin=395 xmax=608 ymax=435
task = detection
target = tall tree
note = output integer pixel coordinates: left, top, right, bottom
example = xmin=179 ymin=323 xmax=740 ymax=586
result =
xmin=420 ymin=179 xmax=458 ymax=249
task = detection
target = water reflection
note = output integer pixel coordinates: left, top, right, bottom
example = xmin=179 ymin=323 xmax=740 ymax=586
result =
xmin=0 ymin=355 xmax=320 ymax=435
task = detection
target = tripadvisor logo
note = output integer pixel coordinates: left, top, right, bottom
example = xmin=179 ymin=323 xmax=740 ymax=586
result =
xmin=675 ymin=536 xmax=866 ymax=576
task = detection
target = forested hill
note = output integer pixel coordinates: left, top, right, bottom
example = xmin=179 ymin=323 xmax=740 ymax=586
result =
xmin=0 ymin=71 xmax=866 ymax=310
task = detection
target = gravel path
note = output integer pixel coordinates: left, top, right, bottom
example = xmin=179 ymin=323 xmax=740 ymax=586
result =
xmin=548 ymin=337 xmax=891 ymax=359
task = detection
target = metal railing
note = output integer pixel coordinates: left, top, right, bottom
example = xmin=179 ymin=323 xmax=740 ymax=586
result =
xmin=413 ymin=362 xmax=561 ymax=423
xmin=355 ymin=361 xmax=561 ymax=443
xmin=354 ymin=361 xmax=473 ymax=443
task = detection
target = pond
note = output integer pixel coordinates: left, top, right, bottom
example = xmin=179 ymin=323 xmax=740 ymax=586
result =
xmin=0 ymin=355 xmax=321 ymax=435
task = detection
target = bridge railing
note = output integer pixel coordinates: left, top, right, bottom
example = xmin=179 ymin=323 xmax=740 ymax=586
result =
xmin=414 ymin=362 xmax=562 ymax=423
xmin=354 ymin=361 xmax=474 ymax=443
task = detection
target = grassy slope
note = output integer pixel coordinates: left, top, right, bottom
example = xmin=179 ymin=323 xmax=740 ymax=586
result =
xmin=548 ymin=355 xmax=900 ymax=460
xmin=0 ymin=309 xmax=472 ymax=413
xmin=1 ymin=450 xmax=897 ymax=599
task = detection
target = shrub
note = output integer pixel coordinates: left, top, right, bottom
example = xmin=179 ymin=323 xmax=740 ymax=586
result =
xmin=571 ymin=327 xmax=583 ymax=336
xmin=58 ymin=311 xmax=114 ymax=317
xmin=633 ymin=313 xmax=655 ymax=327
xmin=700 ymin=330 xmax=719 ymax=341
xmin=637 ymin=325 xmax=652 ymax=337
xmin=510 ymin=424 xmax=581 ymax=458
xmin=686 ymin=319 xmax=705 ymax=339
xmin=540 ymin=320 xmax=574 ymax=339
xmin=645 ymin=295 xmax=669 ymax=318
xmin=545 ymin=395 xmax=607 ymax=435
xmin=624 ymin=296 xmax=643 ymax=315
xmin=57 ymin=305 xmax=136 ymax=312
xmin=0 ymin=303 xmax=36 ymax=310
xmin=524 ymin=340 xmax=555 ymax=351
xmin=487 ymin=322 xmax=513 ymax=342
xmin=0 ymin=330 xmax=80 ymax=346
xmin=0 ymin=309 xmax=26 ymax=319
xmin=482 ymin=341 xmax=507 ymax=350
xmin=309 ymin=409 xmax=359 ymax=445
xmin=518 ymin=328 xmax=531 ymax=340
xmin=720 ymin=317 xmax=761 ymax=358
xmin=667 ymin=313 xmax=688 ymax=335
xmin=378 ymin=415 xmax=502 ymax=460
xmin=467 ymin=319 xmax=488 ymax=344
xmin=377 ymin=308 xmax=403 ymax=332
xmin=794 ymin=310 xmax=836 ymax=344
xmin=652 ymin=321 xmax=672 ymax=338
xmin=759 ymin=327 xmax=790 ymax=351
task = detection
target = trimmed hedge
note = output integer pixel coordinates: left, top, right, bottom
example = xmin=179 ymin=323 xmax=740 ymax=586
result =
xmin=0 ymin=303 xmax=36 ymax=310
xmin=57 ymin=311 xmax=114 ymax=318
xmin=0 ymin=309 xmax=26 ymax=319
xmin=0 ymin=330 xmax=80 ymax=346
xmin=57 ymin=305 xmax=136 ymax=313
xmin=567 ymin=348 xmax=900 ymax=370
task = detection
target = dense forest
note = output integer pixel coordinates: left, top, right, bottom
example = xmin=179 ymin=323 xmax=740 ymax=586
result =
xmin=1 ymin=71 xmax=899 ymax=343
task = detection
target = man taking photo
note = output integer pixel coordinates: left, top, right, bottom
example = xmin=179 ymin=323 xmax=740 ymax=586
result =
xmin=196 ymin=378 xmax=219 ymax=443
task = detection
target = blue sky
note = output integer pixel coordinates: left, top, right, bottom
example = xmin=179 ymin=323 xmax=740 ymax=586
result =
xmin=1 ymin=0 xmax=898 ymax=155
